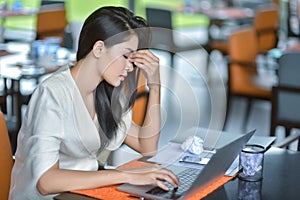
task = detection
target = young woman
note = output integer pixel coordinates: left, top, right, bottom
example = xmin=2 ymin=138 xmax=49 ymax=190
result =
xmin=9 ymin=6 xmax=179 ymax=200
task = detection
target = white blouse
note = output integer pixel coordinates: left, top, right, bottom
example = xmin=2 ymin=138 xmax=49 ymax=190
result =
xmin=9 ymin=67 xmax=132 ymax=200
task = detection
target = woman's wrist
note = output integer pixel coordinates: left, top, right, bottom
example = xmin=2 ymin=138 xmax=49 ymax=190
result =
xmin=107 ymin=169 xmax=131 ymax=184
xmin=148 ymin=83 xmax=161 ymax=92
xmin=117 ymin=170 xmax=134 ymax=184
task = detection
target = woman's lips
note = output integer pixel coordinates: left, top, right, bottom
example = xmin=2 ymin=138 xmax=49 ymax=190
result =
xmin=119 ymin=74 xmax=127 ymax=81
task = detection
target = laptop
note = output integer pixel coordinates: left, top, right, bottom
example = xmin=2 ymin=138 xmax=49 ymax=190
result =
xmin=117 ymin=129 xmax=256 ymax=200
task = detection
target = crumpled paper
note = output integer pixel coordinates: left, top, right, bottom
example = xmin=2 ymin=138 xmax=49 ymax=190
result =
xmin=181 ymin=136 xmax=204 ymax=155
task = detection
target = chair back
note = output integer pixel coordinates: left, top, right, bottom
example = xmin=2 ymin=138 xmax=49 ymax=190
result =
xmin=228 ymin=28 xmax=272 ymax=101
xmin=225 ymin=27 xmax=271 ymax=130
xmin=278 ymin=52 xmax=300 ymax=88
xmin=132 ymin=73 xmax=148 ymax=126
xmin=36 ymin=4 xmax=67 ymax=41
xmin=229 ymin=27 xmax=257 ymax=63
xmin=146 ymin=7 xmax=172 ymax=29
xmin=146 ymin=6 xmax=205 ymax=67
xmin=146 ymin=7 xmax=176 ymax=52
xmin=0 ymin=111 xmax=14 ymax=200
xmin=253 ymin=7 xmax=279 ymax=53
xmin=271 ymin=52 xmax=300 ymax=131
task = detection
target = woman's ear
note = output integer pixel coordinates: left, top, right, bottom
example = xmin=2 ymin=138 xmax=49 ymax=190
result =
xmin=92 ymin=40 xmax=105 ymax=58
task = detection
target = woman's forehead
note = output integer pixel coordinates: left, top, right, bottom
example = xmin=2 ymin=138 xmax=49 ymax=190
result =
xmin=111 ymin=35 xmax=139 ymax=51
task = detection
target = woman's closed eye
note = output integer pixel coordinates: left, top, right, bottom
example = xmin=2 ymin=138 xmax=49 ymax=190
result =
xmin=123 ymin=54 xmax=130 ymax=59
xmin=123 ymin=49 xmax=134 ymax=60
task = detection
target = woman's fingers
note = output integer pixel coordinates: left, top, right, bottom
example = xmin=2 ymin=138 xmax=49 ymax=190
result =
xmin=156 ymin=180 xmax=170 ymax=191
xmin=130 ymin=50 xmax=158 ymax=69
xmin=130 ymin=49 xmax=160 ymax=86
xmin=158 ymin=168 xmax=180 ymax=187
xmin=124 ymin=165 xmax=180 ymax=190
xmin=131 ymin=49 xmax=158 ymax=63
xmin=149 ymin=168 xmax=180 ymax=190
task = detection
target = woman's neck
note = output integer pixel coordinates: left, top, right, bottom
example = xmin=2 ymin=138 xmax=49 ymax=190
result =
xmin=70 ymin=59 xmax=101 ymax=96
xmin=70 ymin=59 xmax=100 ymax=118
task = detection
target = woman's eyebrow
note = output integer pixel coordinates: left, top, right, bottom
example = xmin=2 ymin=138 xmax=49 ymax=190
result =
xmin=125 ymin=48 xmax=135 ymax=52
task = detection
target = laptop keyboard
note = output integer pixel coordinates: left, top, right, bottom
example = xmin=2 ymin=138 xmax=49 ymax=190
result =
xmin=177 ymin=168 xmax=200 ymax=192
xmin=146 ymin=168 xmax=201 ymax=199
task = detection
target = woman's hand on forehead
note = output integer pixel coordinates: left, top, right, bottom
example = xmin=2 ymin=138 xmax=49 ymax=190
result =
xmin=129 ymin=50 xmax=160 ymax=87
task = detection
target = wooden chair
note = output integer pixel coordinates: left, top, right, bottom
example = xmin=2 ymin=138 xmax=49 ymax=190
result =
xmin=145 ymin=7 xmax=204 ymax=68
xmin=253 ymin=6 xmax=279 ymax=55
xmin=132 ymin=73 xmax=149 ymax=126
xmin=206 ymin=5 xmax=279 ymax=71
xmin=0 ymin=111 xmax=14 ymax=200
xmin=224 ymin=27 xmax=272 ymax=130
xmin=36 ymin=4 xmax=67 ymax=43
xmin=270 ymin=52 xmax=300 ymax=151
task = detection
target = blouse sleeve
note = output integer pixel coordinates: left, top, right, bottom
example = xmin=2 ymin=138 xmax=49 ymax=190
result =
xmin=15 ymin=84 xmax=65 ymax=190
xmin=106 ymin=109 xmax=132 ymax=151
xmin=96 ymin=110 xmax=132 ymax=166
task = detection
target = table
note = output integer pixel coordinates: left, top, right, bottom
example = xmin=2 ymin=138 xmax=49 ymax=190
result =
xmin=1 ymin=64 xmax=62 ymax=133
xmin=0 ymin=42 xmax=71 ymax=133
xmin=53 ymin=147 xmax=300 ymax=200
xmin=286 ymin=41 xmax=300 ymax=52
xmin=193 ymin=7 xmax=254 ymax=41
xmin=201 ymin=7 xmax=254 ymax=21
xmin=174 ymin=5 xmax=254 ymax=40
xmin=203 ymin=147 xmax=300 ymax=200
xmin=186 ymin=6 xmax=255 ymax=73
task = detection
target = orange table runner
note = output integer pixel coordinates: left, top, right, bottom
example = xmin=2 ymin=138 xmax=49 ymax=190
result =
xmin=72 ymin=159 xmax=235 ymax=200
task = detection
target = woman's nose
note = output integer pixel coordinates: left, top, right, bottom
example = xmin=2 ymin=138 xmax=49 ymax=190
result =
xmin=125 ymin=60 xmax=134 ymax=72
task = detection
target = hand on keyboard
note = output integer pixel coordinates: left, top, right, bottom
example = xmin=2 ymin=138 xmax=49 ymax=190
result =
xmin=121 ymin=165 xmax=180 ymax=191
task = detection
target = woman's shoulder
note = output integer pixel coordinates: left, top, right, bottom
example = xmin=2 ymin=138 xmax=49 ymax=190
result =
xmin=27 ymin=67 xmax=75 ymax=112
xmin=39 ymin=66 xmax=74 ymax=93
xmin=42 ymin=66 xmax=70 ymax=84
xmin=30 ymin=67 xmax=76 ymax=104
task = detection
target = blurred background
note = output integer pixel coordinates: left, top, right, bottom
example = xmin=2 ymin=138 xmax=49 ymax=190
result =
xmin=0 ymin=0 xmax=299 ymax=166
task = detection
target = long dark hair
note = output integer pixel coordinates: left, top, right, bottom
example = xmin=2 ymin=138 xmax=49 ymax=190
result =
xmin=76 ymin=6 xmax=150 ymax=150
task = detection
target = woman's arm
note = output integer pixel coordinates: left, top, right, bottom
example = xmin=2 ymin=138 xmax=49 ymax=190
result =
xmin=37 ymin=160 xmax=179 ymax=195
xmin=124 ymin=50 xmax=161 ymax=156
xmin=125 ymin=85 xmax=161 ymax=156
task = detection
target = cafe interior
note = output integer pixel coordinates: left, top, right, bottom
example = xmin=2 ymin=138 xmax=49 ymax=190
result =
xmin=1 ymin=0 xmax=300 ymax=199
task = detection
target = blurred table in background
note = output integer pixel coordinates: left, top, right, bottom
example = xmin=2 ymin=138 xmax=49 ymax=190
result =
xmin=199 ymin=6 xmax=255 ymax=56
xmin=0 ymin=41 xmax=73 ymax=153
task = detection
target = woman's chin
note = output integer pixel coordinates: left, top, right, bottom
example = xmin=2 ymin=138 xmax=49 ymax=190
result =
xmin=110 ymin=80 xmax=121 ymax=87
